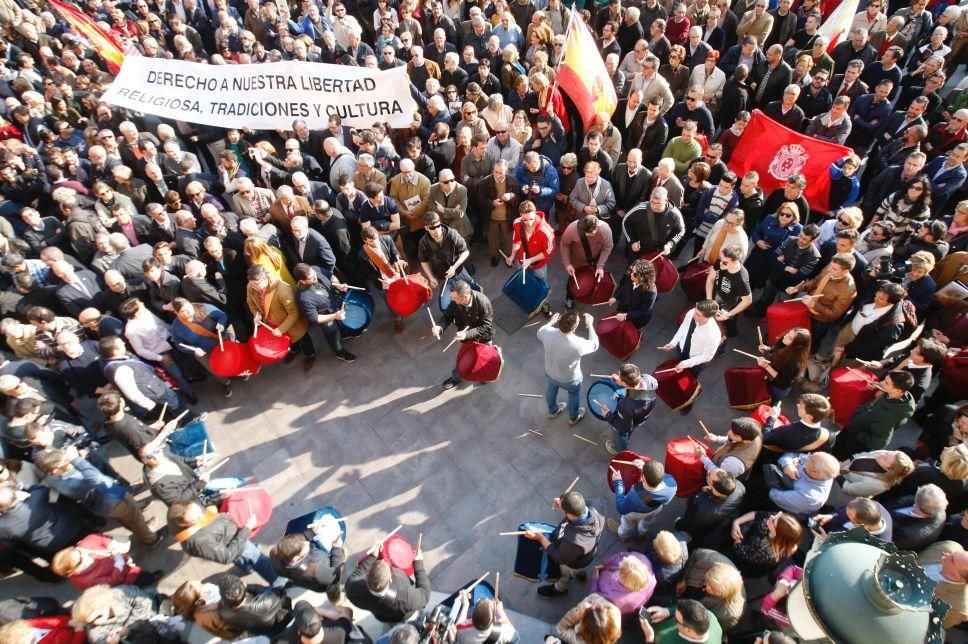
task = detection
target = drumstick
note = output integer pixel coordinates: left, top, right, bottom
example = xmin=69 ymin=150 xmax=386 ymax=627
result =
xmin=427 ymin=308 xmax=436 ymax=331
xmin=342 ymin=285 xmax=367 ymax=291
xmin=572 ymin=273 xmax=580 ymax=289
xmin=589 ymin=373 xmax=612 ymax=378
xmin=442 ymin=326 xmax=469 ymax=352
xmin=572 ymin=434 xmax=597 ymax=446
xmin=378 ymin=525 xmax=403 ymax=546
xmin=201 ymin=438 xmax=208 ymax=466
xmin=527 ymin=429 xmax=543 ymax=436
xmin=757 ymin=326 xmax=764 ymax=346
xmin=398 ymin=265 xmax=410 ymax=284
xmin=307 ymin=516 xmax=347 ymax=530
xmin=733 ymin=348 xmax=761 ymax=360
xmin=178 ymin=343 xmax=196 ymax=352
xmin=499 ymin=531 xmax=531 ymax=536
xmin=699 ymin=421 xmax=712 ymax=436
xmin=467 ymin=571 xmax=490 ymax=592
xmin=216 ymin=327 xmax=224 ymax=352
xmin=563 ymin=476 xmax=579 ymax=494
xmin=416 ymin=532 xmax=423 ymax=554
xmin=592 ymin=301 xmax=610 ymax=306
xmin=258 ymin=321 xmax=275 ymax=332
xmin=612 ymin=460 xmax=640 ymax=465
xmin=499 ymin=249 xmax=510 ymax=263
xmin=524 ymin=319 xmax=544 ymax=327
xmin=517 ymin=393 xmax=543 ymax=398
xmin=785 ymin=296 xmax=808 ymax=303
xmin=846 ymin=366 xmax=875 ymax=382
xmin=495 ymin=572 xmax=500 ymax=601
xmin=653 ymin=368 xmax=677 ymax=375
xmin=245 ymin=498 xmax=253 ymax=523
xmin=514 ymin=432 xmax=531 ymax=439
xmin=521 ymin=266 xmax=526 ymax=285
xmin=158 ymin=402 xmax=167 ymax=423
xmin=601 ymin=314 xmax=620 ymax=321
xmin=592 ymin=399 xmax=609 ymax=414
xmin=609 ymin=465 xmax=619 ymax=475
xmin=203 ymin=457 xmax=230 ymax=475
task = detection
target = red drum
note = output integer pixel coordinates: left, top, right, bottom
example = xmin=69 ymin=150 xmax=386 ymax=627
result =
xmin=210 ymin=340 xmax=262 ymax=377
xmin=653 ymin=358 xmax=701 ymax=411
xmin=749 ymin=404 xmax=789 ymax=428
xmin=456 ymin=342 xmax=504 ymax=382
xmin=829 ymin=367 xmax=878 ymax=427
xmin=642 ymin=251 xmax=679 ymax=293
xmin=724 ymin=366 xmax=772 ymax=410
xmin=381 ymin=534 xmax=416 ymax=577
xmin=247 ymin=326 xmax=291 ymax=364
xmin=567 ymin=265 xmax=616 ymax=305
xmin=606 ymin=450 xmax=647 ymax=492
xmin=221 ymin=486 xmax=273 ymax=537
xmin=665 ymin=437 xmax=711 ymax=497
xmin=597 ymin=317 xmax=642 ymax=360
xmin=681 ymin=262 xmax=712 ymax=302
xmin=940 ymin=347 xmax=968 ymax=400
xmin=386 ymin=274 xmax=432 ymax=317
xmin=25 ymin=616 xmax=85 ymax=644
xmin=766 ymin=301 xmax=811 ymax=344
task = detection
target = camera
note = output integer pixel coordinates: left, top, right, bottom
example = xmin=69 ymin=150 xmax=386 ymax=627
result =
xmin=418 ymin=605 xmax=452 ymax=644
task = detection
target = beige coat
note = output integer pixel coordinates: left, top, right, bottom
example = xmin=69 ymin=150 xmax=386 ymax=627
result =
xmin=918 ymin=541 xmax=968 ymax=628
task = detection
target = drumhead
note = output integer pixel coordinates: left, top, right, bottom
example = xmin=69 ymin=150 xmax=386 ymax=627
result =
xmin=340 ymin=291 xmax=374 ymax=332
xmin=587 ymin=379 xmax=626 ymax=421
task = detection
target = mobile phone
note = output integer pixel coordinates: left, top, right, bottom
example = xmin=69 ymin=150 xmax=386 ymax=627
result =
xmin=638 ymin=605 xmax=650 ymax=622
xmin=807 ymin=517 xmax=819 ymax=530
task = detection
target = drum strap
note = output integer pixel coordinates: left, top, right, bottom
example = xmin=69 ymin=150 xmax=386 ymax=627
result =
xmin=763 ymin=427 xmax=829 ymax=453
xmin=174 ymin=506 xmax=219 ymax=543
xmin=579 ymin=231 xmax=598 ymax=266
xmin=517 ymin=222 xmax=532 ymax=259
xmin=181 ymin=318 xmax=218 ymax=339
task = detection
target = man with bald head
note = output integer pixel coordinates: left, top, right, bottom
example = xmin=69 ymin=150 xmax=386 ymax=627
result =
xmin=918 ymin=541 xmax=968 ymax=628
xmin=389 ymin=157 xmax=432 ymax=260
xmin=52 ymin=259 xmax=102 ymax=316
xmin=750 ymin=43 xmax=792 ymax=107
xmin=268 ymin=185 xmax=313 ymax=233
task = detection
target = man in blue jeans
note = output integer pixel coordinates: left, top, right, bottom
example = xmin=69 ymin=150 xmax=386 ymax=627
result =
xmin=537 ymin=311 xmax=599 ymax=425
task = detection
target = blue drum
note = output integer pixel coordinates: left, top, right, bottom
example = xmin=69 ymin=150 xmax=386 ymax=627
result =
xmin=439 ymin=279 xmax=482 ymax=312
xmin=440 ymin=580 xmax=496 ymax=622
xmin=501 ymin=269 xmax=550 ymax=316
xmin=285 ymin=505 xmax=346 ymax=553
xmin=513 ymin=521 xmax=560 ymax=582
xmin=587 ymin=378 xmax=627 ymax=421
xmin=338 ymin=290 xmax=375 ymax=334
xmin=168 ymin=421 xmax=215 ymax=460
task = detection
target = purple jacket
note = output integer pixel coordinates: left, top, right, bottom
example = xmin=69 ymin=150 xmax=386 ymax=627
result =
xmin=589 ymin=551 xmax=656 ymax=615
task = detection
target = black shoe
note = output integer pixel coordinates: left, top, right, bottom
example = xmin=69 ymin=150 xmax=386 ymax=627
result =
xmin=564 ymin=297 xmax=575 ymax=310
xmin=575 ymin=570 xmax=587 ymax=581
xmin=222 ymin=381 xmax=233 ymax=398
xmin=341 ymin=330 xmax=363 ymax=340
xmin=537 ymin=584 xmax=567 ymax=597
xmin=336 ymin=350 xmax=357 ymax=362
xmin=442 ymin=377 xmax=460 ymax=389
xmin=186 ymin=375 xmax=206 ymax=383
xmin=146 ymin=527 xmax=167 ymax=549
xmin=303 ymin=356 xmax=317 ymax=372
xmin=186 ymin=394 xmax=200 ymax=406
xmin=284 ymin=352 xmax=298 ymax=364
xmin=490 ymin=257 xmax=499 ymax=267
xmin=466 ymin=262 xmax=477 ymax=276
xmin=679 ymin=404 xmax=694 ymax=416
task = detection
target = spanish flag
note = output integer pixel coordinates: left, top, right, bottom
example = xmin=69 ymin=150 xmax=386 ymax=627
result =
xmin=50 ymin=0 xmax=125 ymax=73
xmin=556 ymin=12 xmax=617 ymax=130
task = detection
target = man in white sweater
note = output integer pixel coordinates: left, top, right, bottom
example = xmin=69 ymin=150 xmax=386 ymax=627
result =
xmin=659 ymin=299 xmax=722 ymax=415
xmin=538 ymin=311 xmax=600 ymax=426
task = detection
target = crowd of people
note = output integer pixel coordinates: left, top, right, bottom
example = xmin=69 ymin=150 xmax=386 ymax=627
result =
xmin=0 ymin=0 xmax=966 ymax=641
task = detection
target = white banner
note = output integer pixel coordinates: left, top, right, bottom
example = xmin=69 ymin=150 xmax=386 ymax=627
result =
xmin=101 ymin=56 xmax=416 ymax=130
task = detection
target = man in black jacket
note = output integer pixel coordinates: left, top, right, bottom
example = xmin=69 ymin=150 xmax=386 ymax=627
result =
xmin=621 ymin=186 xmax=685 ymax=258
xmin=417 ymin=212 xmax=474 ymax=292
xmin=676 ymin=468 xmax=745 ymax=548
xmin=524 ymin=490 xmax=605 ymax=597
xmin=217 ymin=574 xmax=292 ymax=638
xmin=345 ymin=535 xmax=431 ymax=623
xmin=888 ymin=484 xmax=948 ymax=551
xmin=269 ymin=531 xmax=345 ymax=601
xmin=168 ymin=499 xmax=278 ymax=583
xmin=611 ymin=149 xmax=652 ymax=243
xmin=287 ymin=216 xmax=336 ymax=278
xmin=431 ymin=280 xmax=494 ymax=389
xmin=0 ymin=485 xmax=88 ymax=558
xmin=294 ymin=263 xmax=356 ymax=363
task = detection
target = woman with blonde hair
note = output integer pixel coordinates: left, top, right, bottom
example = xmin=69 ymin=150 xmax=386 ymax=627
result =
xmin=528 ymin=49 xmax=557 ymax=84
xmin=896 ymin=443 xmax=968 ymax=513
xmin=71 ymin=584 xmax=163 ymax=643
xmin=589 ymin=551 xmax=656 ymax=615
xmin=554 ymin=593 xmax=622 ymax=644
xmin=530 ymin=71 xmax=568 ymax=132
xmin=839 ymin=449 xmax=914 ymax=498
xmin=244 ymin=236 xmax=295 ymax=287
xmin=500 ymin=44 xmax=526 ymax=94
xmin=681 ymin=550 xmax=746 ymax=631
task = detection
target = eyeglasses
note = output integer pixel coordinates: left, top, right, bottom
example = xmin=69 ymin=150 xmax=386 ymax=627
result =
xmin=441 ymin=179 xmax=454 ymax=184
xmin=778 ymin=211 xmax=793 ymax=218
xmin=725 ymin=220 xmax=739 ymax=227
xmin=426 ymin=224 xmax=442 ymax=230
xmin=686 ymin=96 xmax=698 ymax=103
xmin=562 ymin=165 xmax=575 ymax=170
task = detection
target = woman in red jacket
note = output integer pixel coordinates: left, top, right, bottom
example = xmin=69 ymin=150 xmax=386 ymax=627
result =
xmin=51 ymin=534 xmax=159 ymax=590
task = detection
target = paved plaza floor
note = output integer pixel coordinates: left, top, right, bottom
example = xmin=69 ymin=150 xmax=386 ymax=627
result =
xmin=3 ymin=244 xmax=923 ymax=640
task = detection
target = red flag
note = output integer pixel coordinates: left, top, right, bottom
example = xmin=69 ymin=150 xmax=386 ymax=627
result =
xmin=556 ymin=13 xmax=617 ymax=130
xmin=50 ymin=0 xmax=125 ymax=73
xmin=727 ymin=110 xmax=850 ymax=212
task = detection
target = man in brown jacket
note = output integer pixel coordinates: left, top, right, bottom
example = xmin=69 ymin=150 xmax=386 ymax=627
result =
xmin=787 ymin=252 xmax=856 ymax=352
xmin=917 ymin=541 xmax=968 ymax=629
xmin=245 ymin=264 xmax=315 ymax=371
xmin=268 ymin=186 xmax=313 ymax=234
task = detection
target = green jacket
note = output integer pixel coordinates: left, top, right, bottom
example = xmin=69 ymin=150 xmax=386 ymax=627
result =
xmin=652 ymin=605 xmax=724 ymax=643
xmin=844 ymin=392 xmax=915 ymax=451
